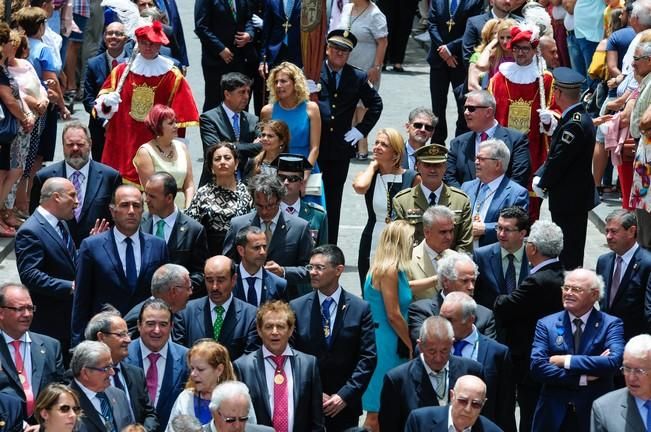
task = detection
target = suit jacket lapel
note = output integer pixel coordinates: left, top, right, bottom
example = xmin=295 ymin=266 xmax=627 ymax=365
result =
xmin=579 ymin=310 xmax=601 ymax=353
xmin=486 ymin=177 xmax=510 ymax=221
xmin=219 ymin=299 xmax=238 ymax=342
xmin=261 ymin=270 xmax=274 ymax=303
xmin=80 ymin=162 xmax=103 ymax=219
xmin=290 ymin=350 xmax=301 ymax=412
xmin=105 ymin=230 xmax=128 ymax=286
xmin=34 ymin=211 xmax=72 ymax=262
xmin=73 ymin=382 xmax=107 ymax=432
xmin=624 ymin=391 xmax=646 ymax=431
xmin=0 ymin=340 xmax=21 ymax=392
xmin=141 ymin=213 xmax=154 ymax=236
xmin=202 ymin=298 xmax=213 ymax=339
xmin=268 ymin=213 xmax=287 ymax=256
xmin=411 ymin=360 xmax=436 ymax=406
xmin=475 ymin=335 xmax=488 ymax=365
xmin=489 ymin=245 xmax=506 ymax=293
xmin=234 ymin=274 xmax=246 ymax=302
xmin=29 ymin=335 xmax=45 ymax=395
xmin=159 ymin=344 xmax=177 ymax=410
xmin=254 ymin=350 xmax=272 ymax=418
xmin=465 ymin=137 xmax=476 ymax=179
xmin=413 ymin=186 xmax=429 ymax=212
xmin=616 ymin=250 xmax=642 ymax=305
xmin=218 ymin=106 xmax=236 ymax=141
xmin=169 ymin=215 xmax=186 ymax=249
xmin=137 ymin=231 xmax=150 ymax=285
xmin=562 ymin=312 xmax=575 ymax=353
xmin=331 ymin=290 xmax=348 ymax=343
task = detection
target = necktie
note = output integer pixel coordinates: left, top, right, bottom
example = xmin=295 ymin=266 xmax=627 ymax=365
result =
xmin=321 ymin=297 xmax=334 ymax=345
xmin=272 ymin=355 xmax=289 ymax=432
xmin=644 ymin=400 xmax=651 ymax=432
xmin=450 ymin=0 xmax=458 ymax=15
xmin=145 ymin=352 xmax=161 ymax=404
xmin=480 ymin=131 xmax=489 ymax=142
xmin=609 ymin=256 xmax=623 ymax=307
xmin=263 ymin=221 xmax=273 ymax=244
xmin=573 ymin=318 xmax=583 ymax=353
xmin=232 ymin=113 xmax=240 ymax=141
xmin=245 ymin=277 xmax=258 ymax=306
xmin=213 ymin=305 xmax=225 ymax=340
xmin=96 ymin=392 xmax=117 ymax=432
xmin=9 ymin=341 xmax=34 ymax=416
xmin=70 ymin=170 xmax=83 ymax=221
xmin=474 ymin=183 xmax=489 ymax=214
xmin=155 ymin=220 xmax=166 ymax=240
xmin=428 ymin=192 xmax=437 ymax=206
xmin=112 ymin=366 xmax=125 ymax=391
xmin=504 ymin=254 xmax=516 ymax=294
xmin=453 ymin=339 xmax=470 ymax=357
xmin=57 ymin=221 xmax=75 ymax=258
xmin=111 ymin=59 xmax=118 ymax=69
xmin=124 ymin=237 xmax=137 ymax=292
xmin=336 ymin=0 xmax=343 ymax=12
xmin=227 ymin=0 xmax=236 ymax=20
xmin=431 ymin=369 xmax=447 ymax=400
xmin=283 ymin=0 xmax=294 ymax=18
xmin=286 ymin=206 xmax=296 ymax=215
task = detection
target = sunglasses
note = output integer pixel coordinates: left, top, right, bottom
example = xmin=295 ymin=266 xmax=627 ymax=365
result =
xmin=218 ymin=411 xmax=249 ymax=423
xmin=412 ymin=122 xmax=434 ymax=132
xmin=455 ymin=396 xmax=486 ymax=410
xmin=57 ymin=405 xmax=82 ymax=414
xmin=278 ymin=174 xmax=303 ymax=183
xmin=633 ymin=55 xmax=650 ymax=62
xmin=464 ymin=105 xmax=489 ymax=113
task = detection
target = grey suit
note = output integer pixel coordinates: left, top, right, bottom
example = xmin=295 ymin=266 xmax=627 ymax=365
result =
xmin=71 ymin=381 xmax=134 ymax=432
xmin=591 ymin=388 xmax=645 ymax=432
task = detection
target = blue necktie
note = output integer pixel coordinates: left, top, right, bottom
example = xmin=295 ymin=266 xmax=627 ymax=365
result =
xmin=504 ymin=253 xmax=516 ymax=294
xmin=428 ymin=192 xmax=437 ymax=206
xmin=321 ymin=298 xmax=335 ymax=345
xmin=124 ymin=237 xmax=137 ymax=292
xmin=245 ymin=277 xmax=258 ymax=306
xmin=450 ymin=0 xmax=458 ymax=15
xmin=57 ymin=221 xmax=75 ymax=259
xmin=112 ymin=366 xmax=125 ymax=391
xmin=474 ymin=183 xmax=489 ymax=214
xmin=96 ymin=392 xmax=117 ymax=432
xmin=644 ymin=400 xmax=651 ymax=431
xmin=453 ymin=339 xmax=470 ymax=356
xmin=232 ymin=113 xmax=240 ymax=141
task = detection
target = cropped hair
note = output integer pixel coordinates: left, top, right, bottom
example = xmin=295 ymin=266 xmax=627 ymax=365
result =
xmin=235 ymin=225 xmax=265 ymax=248
xmin=0 ymin=283 xmax=29 ymax=306
xmin=256 ymin=300 xmax=295 ymax=330
xmin=138 ymin=297 xmax=173 ymax=323
xmin=419 ymin=316 xmax=454 ymax=342
xmin=465 ymin=90 xmax=497 ymax=111
xmin=632 ymin=0 xmax=651 ymax=28
xmin=209 ymin=381 xmax=257 ymax=424
xmin=605 ymin=209 xmax=638 ymax=229
xmin=149 ymin=171 xmax=178 ymax=198
xmin=62 ymin=121 xmax=92 ymax=145
xmin=528 ymin=220 xmax=563 ymax=258
xmin=15 ymin=7 xmax=47 ymax=37
xmin=564 ymin=268 xmax=605 ymax=299
xmin=84 ymin=308 xmax=122 ymax=341
xmin=407 ymin=107 xmax=437 ymax=126
xmin=442 ymin=291 xmax=477 ymax=322
xmin=169 ymin=415 xmax=203 ymax=432
xmin=70 ymin=341 xmax=111 ymax=377
xmin=437 ymin=252 xmax=478 ymax=292
xmin=479 ymin=138 xmax=511 ymax=170
xmin=625 ymin=334 xmax=651 ymax=360
xmin=221 ymin=72 xmax=253 ymax=93
xmin=498 ymin=206 xmax=530 ymax=232
xmin=150 ymin=263 xmax=189 ymax=296
xmin=39 ymin=177 xmax=70 ymax=204
xmin=145 ymin=104 xmax=176 ymax=136
xmin=311 ymin=244 xmax=345 ymax=267
xmin=422 ymin=205 xmax=455 ymax=230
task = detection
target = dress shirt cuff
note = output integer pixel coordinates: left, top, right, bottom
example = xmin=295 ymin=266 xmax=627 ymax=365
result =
xmin=579 ymin=375 xmax=588 ymax=386
xmin=564 ymin=355 xmax=571 ymax=369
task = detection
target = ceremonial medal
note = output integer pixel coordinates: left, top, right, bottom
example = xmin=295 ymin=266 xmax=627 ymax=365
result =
xmin=324 ymin=325 xmax=330 ymax=338
xmin=556 ymin=335 xmax=564 ymax=346
xmin=274 ymin=373 xmax=285 ymax=385
xmin=507 ymin=98 xmax=533 ymax=134
xmin=556 ymin=324 xmax=565 ymax=346
xmin=130 ymin=83 xmax=156 ymax=122
xmin=343 ymin=30 xmax=349 ymax=37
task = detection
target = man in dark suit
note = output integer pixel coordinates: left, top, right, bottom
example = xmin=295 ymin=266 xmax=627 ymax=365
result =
xmin=534 ymin=67 xmax=598 ymax=270
xmin=530 ymin=268 xmax=625 ymax=432
xmin=493 ymin=219 xmax=565 ymax=432
xmin=223 ymin=174 xmax=313 ymax=298
xmin=317 ymin=30 xmax=382 ymax=244
xmin=440 ymin=292 xmax=515 ymax=431
xmin=290 ymin=245 xmax=376 ymax=431
xmin=591 ymin=334 xmax=651 ymax=432
xmin=194 ymin=0 xmax=255 ymax=111
xmin=85 ymin=310 xmax=159 ymax=431
xmin=83 ymin=23 xmax=129 ymax=161
xmin=402 ymin=107 xmax=437 ymax=171
xmin=125 ymin=298 xmax=189 ymax=430
xmin=30 ymin=122 xmax=123 ymax=247
xmin=71 ymin=185 xmax=169 ymax=347
xmin=208 ymin=381 xmax=275 ymax=432
xmin=444 ymin=90 xmax=530 ymax=189
xmin=405 ymin=375 xmax=503 ymax=432
xmin=142 ymin=173 xmax=208 ymax=296
xmin=427 ymin=0 xmax=483 ymax=143
xmin=461 ymin=0 xmax=516 ymax=67
xmin=597 ymin=210 xmax=651 ymax=342
xmin=461 ymin=139 xmax=529 ymax=248
xmin=379 ymin=316 xmax=483 ymax=431
xmin=409 ymin=251 xmax=497 ymax=347
xmin=234 ymin=226 xmax=287 ymax=306
xmin=234 ymin=301 xmax=324 ymax=431
xmin=257 ymin=0 xmax=302 ymax=72
xmin=473 ymin=206 xmax=530 ymax=309
xmin=199 ymin=73 xmax=260 ymax=185
xmin=0 ymin=284 xmax=65 ymax=419
xmin=176 ymin=256 xmax=259 ymax=360
xmin=70 ymin=341 xmax=134 ymax=432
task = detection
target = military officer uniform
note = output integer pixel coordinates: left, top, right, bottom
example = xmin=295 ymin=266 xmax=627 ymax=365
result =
xmin=317 ymin=30 xmax=383 ymax=245
xmin=392 ymin=144 xmax=473 ymax=251
xmin=534 ymin=68 xmax=598 ymax=270
xmin=299 ymin=201 xmax=329 ymax=246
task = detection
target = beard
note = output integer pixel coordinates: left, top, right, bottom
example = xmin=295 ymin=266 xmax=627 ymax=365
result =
xmin=65 ymin=155 xmax=89 ymax=170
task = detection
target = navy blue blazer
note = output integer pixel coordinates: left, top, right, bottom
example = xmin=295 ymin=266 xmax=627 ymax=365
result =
xmin=461 ymin=11 xmax=492 ymax=67
xmin=71 ymin=230 xmax=169 ymax=346
xmin=445 ymin=125 xmax=531 ymax=190
xmin=71 ymin=381 xmax=133 ymax=432
xmin=406 ymin=406 xmax=503 ymax=432
xmin=290 ymin=290 xmax=377 ymax=430
xmin=596 ymin=246 xmax=651 ymax=341
xmin=157 ymin=0 xmax=188 ymax=66
xmin=234 ymin=269 xmax=287 ymax=306
xmin=15 ymin=212 xmax=76 ymax=348
xmin=176 ymin=296 xmax=259 ymax=361
xmin=473 ymin=242 xmax=530 ymax=309
xmin=259 ymin=0 xmax=302 ymax=66
xmin=30 ymin=160 xmax=122 ymax=247
xmin=126 ymin=339 xmax=189 ymax=430
xmin=83 ymin=52 xmax=112 ymax=114
xmin=0 ymin=391 xmax=24 ymax=432
xmin=233 ymin=348 xmax=325 ymax=431
xmin=530 ymin=309 xmax=625 ymax=432
xmin=379 ymin=356 xmax=484 ymax=432
xmin=461 ymin=176 xmax=529 ymax=246
xmin=427 ymin=0 xmax=483 ymax=67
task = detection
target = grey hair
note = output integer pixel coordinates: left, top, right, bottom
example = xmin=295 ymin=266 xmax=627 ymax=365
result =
xmin=465 ymin=90 xmax=496 ymax=111
xmin=70 ymin=341 xmax=111 ymax=377
xmin=248 ymin=173 xmax=286 ymax=200
xmin=419 ymin=316 xmax=454 ymax=342
xmin=637 ymin=41 xmax=651 ymax=58
xmin=408 ymin=107 xmax=438 ymax=125
xmin=528 ymin=220 xmax=564 ymax=258
xmin=61 ymin=121 xmax=92 ymax=144
xmin=170 ymin=415 xmax=202 ymax=432
xmin=209 ymin=381 xmax=257 ymax=423
xmin=422 ymin=205 xmax=455 ymax=230
xmin=632 ymin=0 xmax=651 ymax=28
xmin=437 ymin=252 xmax=479 ymax=292
xmin=84 ymin=308 xmax=122 ymax=341
xmin=39 ymin=177 xmax=70 ymax=204
xmin=151 ymin=264 xmax=190 ymax=297
xmin=479 ymin=139 xmax=511 ymax=171
xmin=564 ymin=268 xmax=605 ymax=300
xmin=605 ymin=209 xmax=638 ymax=229
xmin=625 ymin=334 xmax=651 ymax=360
xmin=442 ymin=291 xmax=477 ymax=322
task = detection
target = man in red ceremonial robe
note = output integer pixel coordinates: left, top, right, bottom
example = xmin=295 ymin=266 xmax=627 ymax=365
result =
xmin=95 ymin=21 xmax=199 ymax=186
xmin=489 ymin=25 xmax=558 ymax=221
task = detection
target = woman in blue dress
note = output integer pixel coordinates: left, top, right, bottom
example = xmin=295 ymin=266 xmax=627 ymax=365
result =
xmin=361 ymin=220 xmax=436 ymax=432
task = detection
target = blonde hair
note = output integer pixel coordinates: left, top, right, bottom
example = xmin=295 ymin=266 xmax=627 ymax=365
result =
xmin=477 ymin=18 xmax=518 ymax=64
xmin=266 ymin=62 xmax=309 ymax=104
xmin=369 ymin=220 xmax=414 ymax=281
xmin=475 ymin=18 xmax=502 ymax=53
xmin=375 ymin=128 xmax=405 ymax=169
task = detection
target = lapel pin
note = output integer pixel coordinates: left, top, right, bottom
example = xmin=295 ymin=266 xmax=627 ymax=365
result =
xmin=634 ymin=263 xmax=639 ymax=271
xmin=342 ymin=305 xmax=347 ymax=311
xmin=40 ymin=349 xmax=45 ymax=354
xmin=180 ymin=227 xmax=186 ymax=232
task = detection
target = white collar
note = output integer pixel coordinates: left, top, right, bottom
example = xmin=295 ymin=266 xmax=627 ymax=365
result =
xmin=65 ymin=161 xmax=90 ymax=179
xmin=420 ymin=183 xmax=444 ymax=200
xmin=262 ymin=345 xmax=293 ymax=358
xmin=2 ymin=331 xmax=31 ymax=344
xmin=619 ymin=243 xmax=640 ymax=263
xmin=209 ymin=294 xmax=233 ymax=313
xmin=130 ymin=54 xmax=174 ymax=77
xmin=239 ymin=263 xmax=263 ymax=280
xmin=35 ymin=206 xmax=60 ymax=227
xmin=498 ymin=60 xmax=540 ymax=84
xmin=113 ymin=227 xmax=139 ymax=244
xmin=139 ymin=338 xmax=168 ymax=359
xmin=221 ymin=103 xmax=239 ymax=120
xmin=421 ymin=355 xmax=449 ymax=375
xmin=152 ymin=207 xmax=179 ymax=227
xmin=317 ymin=286 xmax=343 ymax=306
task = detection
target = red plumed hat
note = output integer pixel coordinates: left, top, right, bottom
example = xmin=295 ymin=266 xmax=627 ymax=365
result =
xmin=508 ymin=25 xmax=539 ymax=50
xmin=134 ymin=20 xmax=169 ymax=45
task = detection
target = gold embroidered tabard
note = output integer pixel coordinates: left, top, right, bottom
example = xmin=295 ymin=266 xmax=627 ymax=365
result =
xmin=130 ymin=83 xmax=157 ymax=122
xmin=507 ymin=98 xmax=532 ymax=134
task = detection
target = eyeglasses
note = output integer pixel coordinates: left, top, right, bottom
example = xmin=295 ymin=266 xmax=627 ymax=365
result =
xmin=105 ymin=31 xmax=125 ymax=36
xmin=0 ymin=305 xmax=36 ymax=313
xmin=85 ymin=364 xmax=115 ymax=373
xmin=633 ymin=55 xmax=650 ymax=62
xmin=464 ymin=105 xmax=489 ymax=113
xmin=278 ymin=174 xmax=303 ymax=183
xmin=621 ymin=366 xmax=651 ymax=376
xmin=101 ymin=331 xmax=130 ymax=339
xmin=496 ymin=225 xmax=521 ymax=233
xmin=57 ymin=405 xmax=82 ymax=414
xmin=254 ymin=201 xmax=280 ymax=211
xmin=217 ymin=411 xmax=249 ymax=424
xmin=411 ymin=122 xmax=434 ymax=132
xmin=455 ymin=396 xmax=486 ymax=409
xmin=475 ymin=156 xmax=499 ymax=162
xmin=561 ymin=284 xmax=589 ymax=294
xmin=512 ymin=45 xmax=532 ymax=53
xmin=306 ymin=264 xmax=331 ymax=272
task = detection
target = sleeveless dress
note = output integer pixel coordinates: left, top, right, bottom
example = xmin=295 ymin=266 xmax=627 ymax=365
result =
xmin=135 ymin=139 xmax=189 ymax=209
xmin=361 ymin=270 xmax=412 ymax=412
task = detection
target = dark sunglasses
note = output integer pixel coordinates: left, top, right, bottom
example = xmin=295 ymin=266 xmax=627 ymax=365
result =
xmin=464 ymin=105 xmax=489 ymax=113
xmin=57 ymin=405 xmax=82 ymax=414
xmin=278 ymin=174 xmax=303 ymax=183
xmin=455 ymin=397 xmax=485 ymax=410
xmin=218 ymin=411 xmax=249 ymax=423
xmin=412 ymin=122 xmax=434 ymax=132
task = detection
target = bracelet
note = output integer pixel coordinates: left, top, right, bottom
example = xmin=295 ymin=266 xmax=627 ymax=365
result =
xmin=374 ymin=64 xmax=382 ymax=70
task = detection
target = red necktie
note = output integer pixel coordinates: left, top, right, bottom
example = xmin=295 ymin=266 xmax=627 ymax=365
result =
xmin=480 ymin=131 xmax=489 ymax=142
xmin=111 ymin=59 xmax=118 ymax=69
xmin=145 ymin=352 xmax=161 ymax=404
xmin=10 ymin=340 xmax=34 ymax=416
xmin=272 ymin=355 xmax=289 ymax=432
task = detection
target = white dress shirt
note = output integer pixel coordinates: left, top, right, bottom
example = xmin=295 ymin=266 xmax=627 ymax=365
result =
xmin=317 ymin=286 xmax=342 ymax=332
xmin=2 ymin=331 xmax=32 ymax=385
xmin=420 ymin=183 xmax=444 ymax=205
xmin=239 ymin=264 xmax=264 ymax=305
xmin=151 ymin=207 xmax=179 ymax=243
xmin=65 ymin=161 xmax=90 ymax=208
xmin=113 ymin=228 xmax=142 ymax=275
xmin=210 ymin=295 xmax=233 ymax=323
xmin=140 ymin=339 xmax=168 ymax=406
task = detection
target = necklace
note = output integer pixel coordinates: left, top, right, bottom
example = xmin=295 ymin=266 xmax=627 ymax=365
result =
xmin=154 ymin=141 xmax=174 ymax=160
xmin=347 ymin=3 xmax=370 ymax=34
xmin=378 ymin=171 xmax=398 ymax=224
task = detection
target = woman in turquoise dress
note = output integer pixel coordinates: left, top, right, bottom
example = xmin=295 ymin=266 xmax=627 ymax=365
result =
xmin=361 ymin=220 xmax=436 ymax=432
xmin=261 ymin=62 xmax=326 ymax=207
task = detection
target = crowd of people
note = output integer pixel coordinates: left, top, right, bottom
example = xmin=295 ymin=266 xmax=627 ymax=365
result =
xmin=0 ymin=0 xmax=651 ymax=430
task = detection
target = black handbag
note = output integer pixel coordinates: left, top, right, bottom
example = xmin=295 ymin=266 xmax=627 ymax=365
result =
xmin=0 ymin=100 xmax=19 ymax=144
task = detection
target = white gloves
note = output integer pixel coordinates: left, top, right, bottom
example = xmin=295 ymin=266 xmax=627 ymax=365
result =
xmin=538 ymin=108 xmax=558 ymax=135
xmin=251 ymin=14 xmax=263 ymax=29
xmin=306 ymin=79 xmax=321 ymax=93
xmin=344 ymin=127 xmax=364 ymax=146
xmin=532 ymin=176 xmax=547 ymax=199
xmin=95 ymin=92 xmax=121 ymax=120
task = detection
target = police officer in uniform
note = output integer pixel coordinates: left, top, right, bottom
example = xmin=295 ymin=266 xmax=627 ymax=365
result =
xmin=392 ymin=144 xmax=473 ymax=251
xmin=317 ymin=29 xmax=383 ymax=245
xmin=533 ymin=67 xmax=598 ymax=270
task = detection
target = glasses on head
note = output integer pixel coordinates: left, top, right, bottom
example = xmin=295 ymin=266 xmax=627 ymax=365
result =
xmin=217 ymin=411 xmax=249 ymax=424
xmin=475 ymin=156 xmax=499 ymax=162
xmin=621 ymin=366 xmax=650 ymax=376
xmin=464 ymin=105 xmax=489 ymax=113
xmin=455 ymin=396 xmax=486 ymax=410
xmin=561 ymin=284 xmax=588 ymax=294
xmin=101 ymin=331 xmax=130 ymax=339
xmin=306 ymin=264 xmax=330 ymax=272
xmin=85 ymin=364 xmax=115 ymax=373
xmin=57 ymin=405 xmax=82 ymax=414
xmin=633 ymin=55 xmax=650 ymax=62
xmin=512 ymin=45 xmax=532 ymax=53
xmin=1 ymin=305 xmax=36 ymax=314
xmin=278 ymin=174 xmax=303 ymax=183
xmin=496 ymin=225 xmax=521 ymax=233
xmin=411 ymin=122 xmax=434 ymax=132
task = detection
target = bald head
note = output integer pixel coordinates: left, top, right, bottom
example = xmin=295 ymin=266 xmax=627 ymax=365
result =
xmin=39 ymin=177 xmax=78 ymax=220
xmin=450 ymin=375 xmax=488 ymax=430
xmin=205 ymin=256 xmax=237 ymax=306
xmin=539 ymin=36 xmax=560 ymax=69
